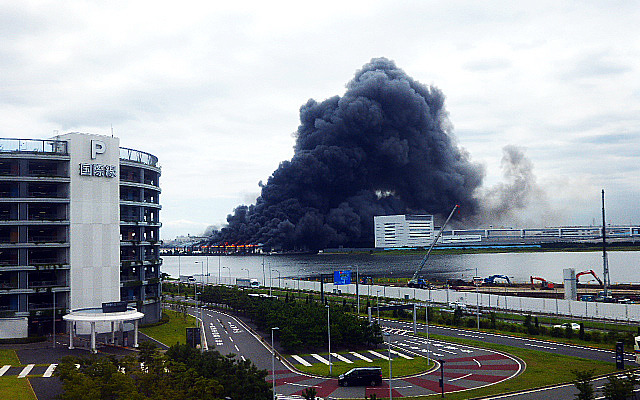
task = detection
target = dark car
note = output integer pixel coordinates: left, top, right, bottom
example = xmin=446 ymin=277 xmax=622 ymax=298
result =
xmin=338 ymin=367 xmax=383 ymax=387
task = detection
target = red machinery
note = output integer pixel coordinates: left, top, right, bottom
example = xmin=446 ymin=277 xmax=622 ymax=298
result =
xmin=575 ymin=269 xmax=603 ymax=286
xmin=530 ymin=276 xmax=555 ymax=290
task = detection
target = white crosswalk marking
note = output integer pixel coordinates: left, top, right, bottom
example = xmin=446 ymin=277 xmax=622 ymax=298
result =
xmin=349 ymin=352 xmax=373 ymax=362
xmin=311 ymin=354 xmax=330 ymax=365
xmin=18 ymin=364 xmax=34 ymax=378
xmin=390 ymin=349 xmax=413 ymax=359
xmin=0 ymin=365 xmax=9 ymax=377
xmin=331 ymin=353 xmax=353 ymax=363
xmin=43 ymin=364 xmax=57 ymax=378
xmin=368 ymin=350 xmax=389 ymax=360
xmin=291 ymin=355 xmax=312 ymax=367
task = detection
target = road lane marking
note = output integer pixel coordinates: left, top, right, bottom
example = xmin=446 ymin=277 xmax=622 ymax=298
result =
xmin=390 ymin=349 xmax=413 ymax=359
xmin=0 ymin=365 xmax=9 ymax=377
xmin=43 ymin=364 xmax=57 ymax=378
xmin=473 ymin=358 xmax=482 ymax=367
xmin=349 ymin=352 xmax=373 ymax=362
xmin=368 ymin=350 xmax=389 ymax=360
xmin=291 ymin=355 xmax=312 ymax=367
xmin=18 ymin=364 xmax=34 ymax=378
xmin=311 ymin=354 xmax=330 ymax=365
xmin=331 ymin=353 xmax=354 ymax=363
xmin=449 ymin=373 xmax=472 ymax=382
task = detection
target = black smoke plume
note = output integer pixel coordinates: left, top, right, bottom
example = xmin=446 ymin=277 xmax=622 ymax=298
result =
xmin=210 ymin=58 xmax=485 ymax=250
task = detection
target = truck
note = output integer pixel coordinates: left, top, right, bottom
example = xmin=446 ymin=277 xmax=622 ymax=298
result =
xmin=236 ymin=278 xmax=260 ymax=288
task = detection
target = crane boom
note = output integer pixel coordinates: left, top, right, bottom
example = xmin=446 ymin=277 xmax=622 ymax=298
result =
xmin=409 ymin=205 xmax=459 ymax=284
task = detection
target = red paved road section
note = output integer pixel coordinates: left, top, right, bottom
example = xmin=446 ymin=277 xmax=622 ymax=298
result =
xmin=273 ymin=342 xmax=522 ymax=398
xmin=405 ymin=376 xmax=468 ymax=392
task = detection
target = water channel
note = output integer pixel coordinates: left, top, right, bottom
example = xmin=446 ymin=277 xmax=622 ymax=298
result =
xmin=161 ymin=250 xmax=640 ymax=285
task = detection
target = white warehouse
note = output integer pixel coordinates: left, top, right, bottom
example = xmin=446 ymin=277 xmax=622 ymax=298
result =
xmin=374 ymin=214 xmax=434 ymax=248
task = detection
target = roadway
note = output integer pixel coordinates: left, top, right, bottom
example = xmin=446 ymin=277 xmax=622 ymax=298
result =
xmin=194 ymin=307 xmax=523 ymax=398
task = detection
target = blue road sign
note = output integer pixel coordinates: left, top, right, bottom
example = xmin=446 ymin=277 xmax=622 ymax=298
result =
xmin=334 ymin=270 xmax=352 ymax=285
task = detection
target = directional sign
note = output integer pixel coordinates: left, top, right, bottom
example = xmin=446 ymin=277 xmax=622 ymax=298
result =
xmin=334 ymin=270 xmax=351 ymax=285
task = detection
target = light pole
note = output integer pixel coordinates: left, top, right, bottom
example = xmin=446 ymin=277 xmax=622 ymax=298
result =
xmin=475 ymin=269 xmax=480 ymax=330
xmin=356 ymin=265 xmax=359 ymax=315
xmin=425 ymin=300 xmax=430 ymax=365
xmin=205 ymin=255 xmax=209 ymax=286
xmin=52 ymin=290 xmax=56 ymax=348
xmin=376 ymin=290 xmax=381 ymax=323
xmin=326 ymin=304 xmax=332 ymax=376
xmin=271 ymin=327 xmax=279 ymax=400
xmin=222 ymin=266 xmax=230 ymax=285
xmin=269 ymin=266 xmax=273 ymax=296
xmin=384 ymin=332 xmax=392 ymax=400
xmin=195 ymin=261 xmax=203 ymax=286
xmin=242 ymin=268 xmax=249 ymax=279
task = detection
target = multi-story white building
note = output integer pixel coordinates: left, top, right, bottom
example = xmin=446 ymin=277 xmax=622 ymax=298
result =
xmin=374 ymin=214 xmax=434 ymax=248
xmin=0 ymin=133 xmax=161 ymax=338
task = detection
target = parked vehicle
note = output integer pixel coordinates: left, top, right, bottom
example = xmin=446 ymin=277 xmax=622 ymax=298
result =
xmin=236 ymin=278 xmax=260 ymax=288
xmin=553 ymin=322 xmax=580 ymax=331
xmin=338 ymin=367 xmax=383 ymax=387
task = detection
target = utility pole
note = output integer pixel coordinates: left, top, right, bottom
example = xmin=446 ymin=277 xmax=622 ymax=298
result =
xmin=602 ymin=189 xmax=610 ymax=297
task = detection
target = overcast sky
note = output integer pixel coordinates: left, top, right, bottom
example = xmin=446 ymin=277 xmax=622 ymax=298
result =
xmin=2 ymin=1 xmax=639 ymax=239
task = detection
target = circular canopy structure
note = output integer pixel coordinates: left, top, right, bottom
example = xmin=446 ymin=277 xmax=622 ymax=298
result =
xmin=64 ymin=307 xmax=144 ymax=323
xmin=63 ymin=307 xmax=144 ymax=353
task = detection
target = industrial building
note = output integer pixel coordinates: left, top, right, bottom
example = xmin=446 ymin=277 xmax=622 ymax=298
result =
xmin=374 ymin=214 xmax=434 ymax=248
xmin=0 ymin=133 xmax=161 ymax=338
xmin=374 ymin=214 xmax=640 ymax=249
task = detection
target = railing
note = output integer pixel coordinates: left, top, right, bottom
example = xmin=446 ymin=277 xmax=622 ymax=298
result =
xmin=0 ymin=139 xmax=68 ymax=155
xmin=29 ymin=280 xmax=65 ymax=288
xmin=119 ymin=148 xmax=159 ymax=168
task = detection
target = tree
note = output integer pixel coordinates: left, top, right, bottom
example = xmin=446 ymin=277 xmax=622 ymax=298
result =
xmin=572 ymin=368 xmax=595 ymax=400
xmin=602 ymin=372 xmax=638 ymax=400
xmin=302 ymin=387 xmax=317 ymax=400
xmin=56 ymin=343 xmax=268 ymax=400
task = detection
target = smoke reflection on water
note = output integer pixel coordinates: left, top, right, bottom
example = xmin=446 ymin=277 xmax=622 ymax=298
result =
xmin=161 ymin=251 xmax=640 ymax=285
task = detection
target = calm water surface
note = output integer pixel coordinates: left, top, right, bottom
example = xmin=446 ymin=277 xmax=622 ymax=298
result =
xmin=161 ymin=250 xmax=640 ymax=285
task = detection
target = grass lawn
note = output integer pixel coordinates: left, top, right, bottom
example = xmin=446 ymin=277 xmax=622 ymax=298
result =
xmin=299 ymin=352 xmax=434 ymax=378
xmin=140 ymin=309 xmax=197 ymax=347
xmin=0 ymin=349 xmax=20 ymax=365
xmin=0 ymin=377 xmax=36 ymax=400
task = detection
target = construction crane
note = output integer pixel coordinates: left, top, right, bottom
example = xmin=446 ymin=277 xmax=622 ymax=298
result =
xmin=483 ymin=275 xmax=511 ymax=285
xmin=530 ymin=276 xmax=555 ymax=290
xmin=408 ymin=205 xmax=459 ymax=289
xmin=576 ymin=270 xmax=603 ymax=286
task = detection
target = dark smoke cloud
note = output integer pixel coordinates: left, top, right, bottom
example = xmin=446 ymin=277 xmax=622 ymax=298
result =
xmin=211 ymin=58 xmax=485 ymax=250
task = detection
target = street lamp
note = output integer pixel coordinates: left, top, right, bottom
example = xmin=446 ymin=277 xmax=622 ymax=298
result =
xmin=326 ymin=304 xmax=332 ymax=376
xmin=271 ymin=327 xmax=279 ymax=400
xmin=269 ymin=265 xmax=273 ymax=296
xmin=195 ymin=261 xmax=203 ymax=286
xmin=241 ymin=268 xmax=249 ymax=279
xmin=376 ymin=290 xmax=381 ymax=323
xmin=384 ymin=332 xmax=392 ymax=400
xmin=425 ymin=300 xmax=430 ymax=365
xmin=205 ymin=255 xmax=209 ymax=286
